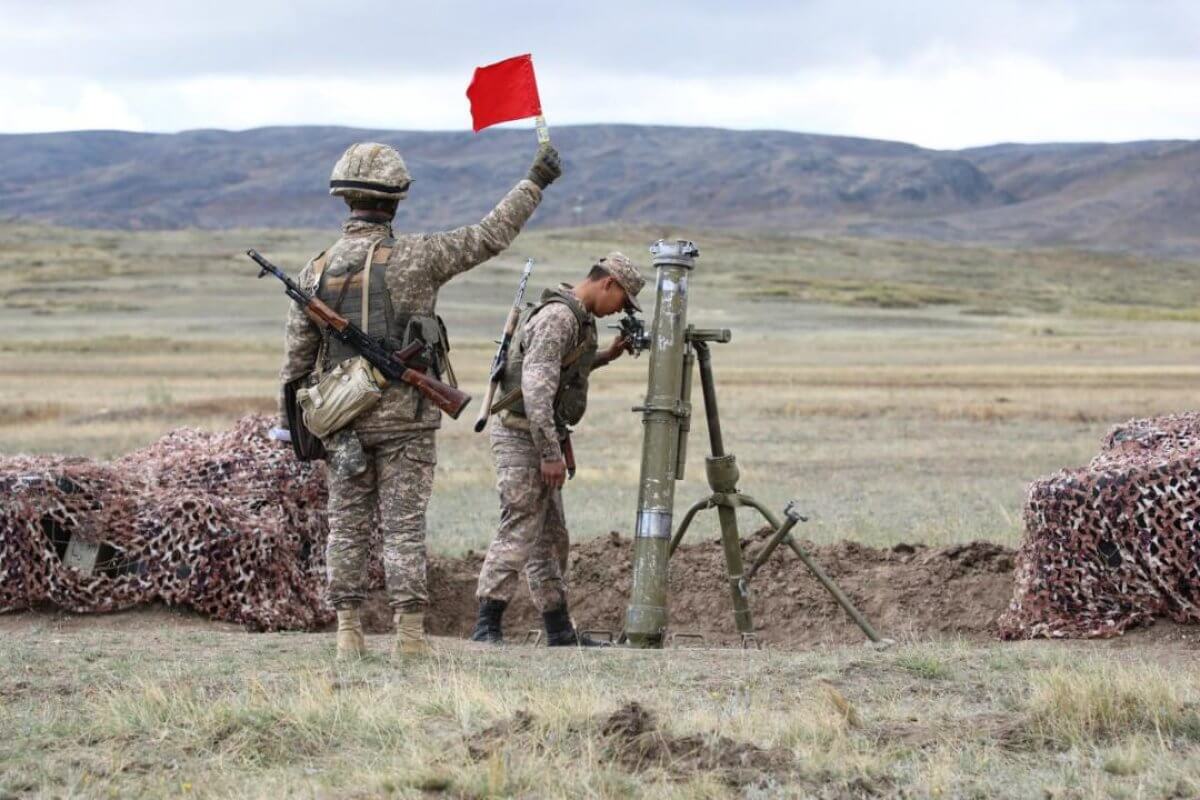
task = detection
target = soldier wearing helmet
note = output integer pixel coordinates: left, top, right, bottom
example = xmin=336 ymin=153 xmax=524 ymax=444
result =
xmin=279 ymin=141 xmax=562 ymax=659
xmin=471 ymin=252 xmax=644 ymax=647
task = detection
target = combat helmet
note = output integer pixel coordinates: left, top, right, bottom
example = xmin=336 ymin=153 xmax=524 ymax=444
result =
xmin=329 ymin=142 xmax=412 ymax=200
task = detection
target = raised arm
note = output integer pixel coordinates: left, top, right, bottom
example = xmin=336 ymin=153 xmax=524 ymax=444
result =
xmin=423 ymin=145 xmax=562 ymax=286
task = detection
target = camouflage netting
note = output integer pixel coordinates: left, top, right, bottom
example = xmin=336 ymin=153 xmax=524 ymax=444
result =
xmin=0 ymin=415 xmax=341 ymax=631
xmin=999 ymin=412 xmax=1200 ymax=639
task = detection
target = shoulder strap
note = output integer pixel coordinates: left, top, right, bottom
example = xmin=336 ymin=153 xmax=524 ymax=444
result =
xmin=373 ymin=237 xmax=395 ymax=264
xmin=361 ymin=239 xmax=383 ymax=337
xmin=310 ymin=251 xmax=330 ymax=281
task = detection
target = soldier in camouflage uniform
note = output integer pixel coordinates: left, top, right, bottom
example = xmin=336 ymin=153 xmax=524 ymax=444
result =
xmin=472 ymin=253 xmax=645 ymax=646
xmin=280 ymin=141 xmax=562 ymax=659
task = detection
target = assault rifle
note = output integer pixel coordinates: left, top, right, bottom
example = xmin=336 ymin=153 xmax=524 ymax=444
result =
xmin=248 ymin=249 xmax=471 ymax=419
xmin=475 ymin=257 xmax=534 ymax=432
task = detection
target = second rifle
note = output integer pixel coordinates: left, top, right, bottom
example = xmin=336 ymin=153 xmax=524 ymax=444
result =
xmin=475 ymin=257 xmax=535 ymax=432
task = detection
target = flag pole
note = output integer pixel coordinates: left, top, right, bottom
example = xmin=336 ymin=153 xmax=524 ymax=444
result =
xmin=535 ymin=114 xmax=550 ymax=144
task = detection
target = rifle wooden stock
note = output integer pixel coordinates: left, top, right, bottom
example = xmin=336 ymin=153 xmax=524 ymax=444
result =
xmin=475 ymin=258 xmax=534 ymax=433
xmin=562 ymin=432 xmax=576 ymax=480
xmin=474 ymin=380 xmax=501 ymax=432
xmin=474 ymin=304 xmax=522 ymax=432
xmin=401 ymin=369 xmax=471 ymax=419
xmin=301 ymin=297 xmax=346 ymax=329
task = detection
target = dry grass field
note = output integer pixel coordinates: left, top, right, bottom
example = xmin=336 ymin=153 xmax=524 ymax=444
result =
xmin=4 ymin=616 xmax=1200 ymax=799
xmin=4 ymin=222 xmax=1200 ymax=797
xmin=4 ymin=223 xmax=1200 ymax=553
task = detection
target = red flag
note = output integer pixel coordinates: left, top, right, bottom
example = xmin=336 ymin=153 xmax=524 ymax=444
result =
xmin=466 ymin=54 xmax=543 ymax=133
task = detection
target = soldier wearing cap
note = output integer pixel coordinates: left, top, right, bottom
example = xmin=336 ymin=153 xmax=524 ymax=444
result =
xmin=279 ymin=141 xmax=562 ymax=660
xmin=471 ymin=252 xmax=645 ymax=646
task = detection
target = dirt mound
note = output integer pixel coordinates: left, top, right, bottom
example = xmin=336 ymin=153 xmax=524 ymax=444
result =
xmin=466 ymin=702 xmax=791 ymax=788
xmin=2 ymin=406 xmax=1014 ymax=646
xmin=365 ymin=531 xmax=1016 ymax=647
xmin=598 ymin=701 xmax=790 ymax=783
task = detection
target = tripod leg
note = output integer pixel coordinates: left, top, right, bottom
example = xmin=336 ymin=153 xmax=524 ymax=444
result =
xmin=746 ymin=502 xmax=805 ymax=580
xmin=716 ymin=502 xmax=754 ymax=634
xmin=783 ymin=537 xmax=881 ymax=643
xmin=693 ymin=341 xmax=754 ymax=634
xmin=741 ymin=496 xmax=882 ymax=643
xmin=669 ymin=497 xmax=714 ymax=557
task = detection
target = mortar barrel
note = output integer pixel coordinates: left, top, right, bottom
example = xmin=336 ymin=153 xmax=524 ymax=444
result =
xmin=625 ymin=239 xmax=698 ymax=648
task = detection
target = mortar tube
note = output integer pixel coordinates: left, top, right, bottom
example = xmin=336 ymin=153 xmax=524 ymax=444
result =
xmin=624 ymin=239 xmax=698 ymax=648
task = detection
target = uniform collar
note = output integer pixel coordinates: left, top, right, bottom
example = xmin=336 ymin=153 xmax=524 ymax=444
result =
xmin=556 ymin=283 xmax=595 ymax=323
xmin=342 ymin=218 xmax=394 ymax=237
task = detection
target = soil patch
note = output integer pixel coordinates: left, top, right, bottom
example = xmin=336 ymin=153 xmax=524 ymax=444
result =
xmin=598 ymin=701 xmax=791 ymax=785
xmin=466 ymin=702 xmax=792 ymax=788
xmin=11 ymin=528 xmax=1200 ymax=652
xmin=0 ymin=602 xmax=242 ymax=634
xmin=405 ymin=531 xmax=1017 ymax=647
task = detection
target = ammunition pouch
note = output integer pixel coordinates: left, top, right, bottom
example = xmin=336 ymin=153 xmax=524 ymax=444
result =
xmin=284 ymin=377 xmax=327 ymax=462
xmin=555 ymin=369 xmax=590 ymax=427
xmin=297 ymin=356 xmax=387 ymax=439
xmin=397 ymin=316 xmax=455 ymax=385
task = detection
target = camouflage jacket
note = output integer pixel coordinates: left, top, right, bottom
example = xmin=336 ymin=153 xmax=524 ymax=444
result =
xmin=513 ymin=295 xmax=594 ymax=462
xmin=280 ymin=179 xmax=542 ymax=434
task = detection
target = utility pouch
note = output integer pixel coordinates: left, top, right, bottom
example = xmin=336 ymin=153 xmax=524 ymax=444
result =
xmin=296 ymin=356 xmax=387 ymax=439
xmin=284 ymin=377 xmax=327 ymax=462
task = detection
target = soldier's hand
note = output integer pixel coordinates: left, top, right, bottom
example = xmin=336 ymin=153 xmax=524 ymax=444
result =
xmin=527 ymin=144 xmax=562 ymax=189
xmin=606 ymin=334 xmax=632 ymax=360
xmin=541 ymin=458 xmax=567 ymax=489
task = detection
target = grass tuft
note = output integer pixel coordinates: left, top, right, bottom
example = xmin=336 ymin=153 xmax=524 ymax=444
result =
xmin=1024 ymin=661 xmax=1200 ymax=746
xmin=896 ymin=652 xmax=954 ymax=680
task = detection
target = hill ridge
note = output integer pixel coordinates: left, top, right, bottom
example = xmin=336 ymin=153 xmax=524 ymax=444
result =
xmin=1 ymin=124 xmax=1196 ymax=256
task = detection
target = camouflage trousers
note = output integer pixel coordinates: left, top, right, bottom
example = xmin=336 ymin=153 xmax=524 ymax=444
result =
xmin=475 ymin=425 xmax=569 ymax=612
xmin=325 ymin=429 xmax=436 ymax=613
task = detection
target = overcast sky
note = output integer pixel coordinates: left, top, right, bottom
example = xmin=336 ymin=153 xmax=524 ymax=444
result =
xmin=3 ymin=0 xmax=1198 ymax=149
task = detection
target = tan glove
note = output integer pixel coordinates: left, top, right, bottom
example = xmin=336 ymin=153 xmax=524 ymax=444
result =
xmin=527 ymin=144 xmax=562 ymax=189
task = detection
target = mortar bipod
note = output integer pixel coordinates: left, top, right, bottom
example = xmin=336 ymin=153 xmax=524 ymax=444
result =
xmin=666 ymin=335 xmax=883 ymax=644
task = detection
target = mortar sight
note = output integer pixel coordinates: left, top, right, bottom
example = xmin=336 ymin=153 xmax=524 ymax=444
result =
xmin=610 ymin=312 xmax=651 ymax=356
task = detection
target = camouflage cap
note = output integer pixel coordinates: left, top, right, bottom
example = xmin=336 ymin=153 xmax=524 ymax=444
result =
xmin=596 ymin=251 xmax=645 ymax=312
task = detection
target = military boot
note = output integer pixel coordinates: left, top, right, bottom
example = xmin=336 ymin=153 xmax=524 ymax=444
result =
xmin=543 ymin=607 xmax=610 ymax=647
xmin=470 ymin=599 xmax=507 ymax=644
xmin=394 ymin=611 xmax=433 ymax=657
xmin=336 ymin=607 xmax=367 ymax=660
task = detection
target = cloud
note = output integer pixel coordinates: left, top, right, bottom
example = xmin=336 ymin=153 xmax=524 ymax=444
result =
xmin=1 ymin=0 xmax=1198 ymax=147
xmin=0 ymin=79 xmax=145 ymax=132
